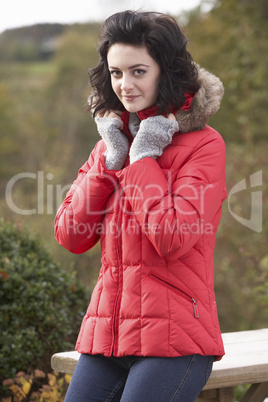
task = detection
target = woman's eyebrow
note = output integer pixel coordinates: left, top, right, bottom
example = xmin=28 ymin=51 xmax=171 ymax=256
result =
xmin=108 ymin=63 xmax=150 ymax=69
xmin=128 ymin=63 xmax=150 ymax=69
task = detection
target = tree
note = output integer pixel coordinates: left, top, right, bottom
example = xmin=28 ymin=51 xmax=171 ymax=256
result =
xmin=186 ymin=0 xmax=268 ymax=144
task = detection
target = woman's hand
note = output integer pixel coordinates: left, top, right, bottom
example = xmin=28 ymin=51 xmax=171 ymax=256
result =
xmin=97 ymin=110 xmax=124 ymax=130
xmin=129 ymin=114 xmax=179 ymax=164
xmin=95 ymin=110 xmax=129 ymax=170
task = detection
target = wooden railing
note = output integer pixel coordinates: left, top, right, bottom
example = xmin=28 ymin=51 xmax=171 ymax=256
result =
xmin=51 ymin=328 xmax=268 ymax=402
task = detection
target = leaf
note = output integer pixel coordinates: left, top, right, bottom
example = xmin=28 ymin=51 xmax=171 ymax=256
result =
xmin=10 ymin=383 xmax=25 ymax=399
xmin=34 ymin=369 xmax=46 ymax=378
xmin=22 ymin=380 xmax=31 ymax=395
xmin=48 ymin=373 xmax=56 ymax=387
xmin=16 ymin=371 xmax=25 ymax=377
xmin=64 ymin=374 xmax=72 ymax=384
xmin=2 ymin=378 xmax=14 ymax=386
xmin=0 ymin=271 xmax=9 ymax=279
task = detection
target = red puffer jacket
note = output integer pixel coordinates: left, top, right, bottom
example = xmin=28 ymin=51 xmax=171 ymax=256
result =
xmin=55 ymin=66 xmax=226 ymax=360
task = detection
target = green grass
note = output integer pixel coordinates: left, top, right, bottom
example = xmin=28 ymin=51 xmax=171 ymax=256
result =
xmin=0 ymin=60 xmax=58 ymax=90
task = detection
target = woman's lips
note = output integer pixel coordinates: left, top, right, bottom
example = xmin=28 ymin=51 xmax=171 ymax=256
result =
xmin=122 ymin=95 xmax=139 ymax=101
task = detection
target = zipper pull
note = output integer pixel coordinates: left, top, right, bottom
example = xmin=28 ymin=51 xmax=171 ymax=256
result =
xmin=192 ymin=299 xmax=199 ymax=319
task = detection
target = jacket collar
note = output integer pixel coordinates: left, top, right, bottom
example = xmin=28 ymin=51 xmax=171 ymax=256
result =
xmin=121 ymin=65 xmax=224 ymax=134
xmin=121 ymin=93 xmax=194 ymax=124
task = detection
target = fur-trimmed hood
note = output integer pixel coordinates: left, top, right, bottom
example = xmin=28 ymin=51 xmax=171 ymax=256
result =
xmin=176 ymin=65 xmax=224 ymax=133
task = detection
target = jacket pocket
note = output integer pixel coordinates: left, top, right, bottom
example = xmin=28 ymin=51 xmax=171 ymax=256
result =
xmin=150 ymin=273 xmax=199 ymax=319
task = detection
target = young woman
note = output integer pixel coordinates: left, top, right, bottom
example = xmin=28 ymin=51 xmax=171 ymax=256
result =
xmin=55 ymin=10 xmax=227 ymax=401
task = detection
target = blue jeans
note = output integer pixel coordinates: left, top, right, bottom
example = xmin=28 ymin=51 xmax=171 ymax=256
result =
xmin=64 ymin=353 xmax=213 ymax=402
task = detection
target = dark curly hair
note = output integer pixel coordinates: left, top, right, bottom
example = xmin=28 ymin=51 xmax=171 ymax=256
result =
xmin=89 ymin=10 xmax=200 ymax=117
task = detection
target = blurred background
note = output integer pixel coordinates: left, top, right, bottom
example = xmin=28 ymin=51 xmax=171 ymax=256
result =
xmin=0 ymin=0 xmax=267 ymax=398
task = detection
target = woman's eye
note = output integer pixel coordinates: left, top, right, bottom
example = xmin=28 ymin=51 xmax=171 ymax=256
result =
xmin=133 ymin=69 xmax=146 ymax=76
xmin=110 ymin=70 xmax=122 ymax=77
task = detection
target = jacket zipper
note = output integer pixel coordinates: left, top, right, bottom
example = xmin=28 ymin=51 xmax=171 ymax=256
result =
xmin=150 ymin=273 xmax=199 ymax=319
xmin=112 ymin=291 xmax=120 ymax=355
xmin=111 ymin=188 xmax=124 ymax=355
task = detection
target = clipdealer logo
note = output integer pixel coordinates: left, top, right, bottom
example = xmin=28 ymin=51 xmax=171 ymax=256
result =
xmin=227 ymin=170 xmax=263 ymax=233
xmin=5 ymin=170 xmax=264 ymax=233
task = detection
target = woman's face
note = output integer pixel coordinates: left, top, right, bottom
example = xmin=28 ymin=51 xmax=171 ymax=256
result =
xmin=107 ymin=43 xmax=161 ymax=113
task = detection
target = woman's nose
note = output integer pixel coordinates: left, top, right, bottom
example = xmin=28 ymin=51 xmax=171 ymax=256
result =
xmin=120 ymin=74 xmax=134 ymax=92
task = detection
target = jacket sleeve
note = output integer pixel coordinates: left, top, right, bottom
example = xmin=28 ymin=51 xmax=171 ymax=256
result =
xmin=116 ymin=132 xmax=227 ymax=260
xmin=55 ymin=140 xmax=119 ymax=254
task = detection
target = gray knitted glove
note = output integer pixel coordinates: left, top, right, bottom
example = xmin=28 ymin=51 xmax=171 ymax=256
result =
xmin=129 ymin=115 xmax=179 ymax=164
xmin=95 ymin=117 xmax=129 ymax=170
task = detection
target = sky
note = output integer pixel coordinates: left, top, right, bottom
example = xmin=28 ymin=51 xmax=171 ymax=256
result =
xmin=0 ymin=0 xmax=202 ymax=33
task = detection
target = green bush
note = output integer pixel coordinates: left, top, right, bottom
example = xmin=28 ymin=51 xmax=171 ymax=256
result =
xmin=0 ymin=218 xmax=89 ymax=396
